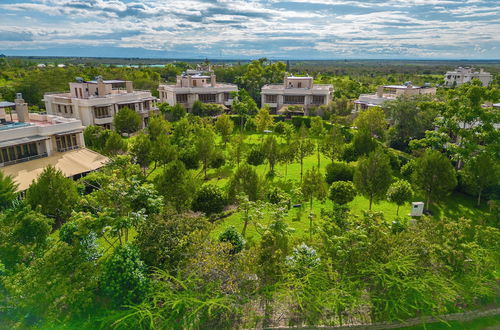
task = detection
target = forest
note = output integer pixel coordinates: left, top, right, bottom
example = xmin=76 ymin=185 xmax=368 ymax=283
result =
xmin=0 ymin=57 xmax=499 ymax=329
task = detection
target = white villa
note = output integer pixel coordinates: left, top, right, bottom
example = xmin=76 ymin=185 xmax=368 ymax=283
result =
xmin=0 ymin=94 xmax=108 ymax=191
xmin=261 ymin=75 xmax=333 ymax=114
xmin=354 ymin=83 xmax=436 ymax=112
xmin=444 ymin=67 xmax=492 ymax=87
xmin=44 ymin=77 xmax=158 ymax=129
xmin=158 ymin=69 xmax=238 ymax=111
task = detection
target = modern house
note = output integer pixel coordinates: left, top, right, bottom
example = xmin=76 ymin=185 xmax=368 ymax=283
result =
xmin=261 ymin=75 xmax=333 ymax=115
xmin=444 ymin=67 xmax=492 ymax=87
xmin=0 ymin=94 xmax=108 ymax=191
xmin=44 ymin=77 xmax=158 ymax=129
xmin=158 ymin=69 xmax=238 ymax=111
xmin=354 ymin=83 xmax=436 ymax=112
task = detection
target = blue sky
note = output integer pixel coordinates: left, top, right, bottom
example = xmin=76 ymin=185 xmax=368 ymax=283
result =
xmin=0 ymin=0 xmax=499 ymax=59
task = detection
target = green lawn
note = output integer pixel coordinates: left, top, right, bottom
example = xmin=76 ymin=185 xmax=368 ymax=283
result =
xmin=186 ymin=133 xmax=493 ymax=242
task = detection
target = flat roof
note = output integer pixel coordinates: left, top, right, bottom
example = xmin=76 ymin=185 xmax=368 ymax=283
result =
xmin=383 ymin=85 xmax=422 ymax=89
xmin=1 ymin=148 xmax=109 ymax=191
xmin=87 ymin=80 xmax=126 ymax=84
xmin=287 ymin=76 xmax=313 ymax=80
xmin=0 ymin=101 xmax=16 ymax=108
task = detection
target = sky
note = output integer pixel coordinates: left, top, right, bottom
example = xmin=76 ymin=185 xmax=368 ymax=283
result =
xmin=0 ymin=0 xmax=499 ymax=59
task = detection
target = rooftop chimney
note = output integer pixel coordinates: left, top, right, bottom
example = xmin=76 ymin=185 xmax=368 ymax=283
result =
xmin=15 ymin=93 xmax=30 ymax=123
xmin=377 ymin=86 xmax=384 ymax=98
xmin=96 ymin=77 xmax=106 ymax=97
xmin=210 ymin=73 xmax=216 ymax=87
xmin=126 ymin=81 xmax=133 ymax=93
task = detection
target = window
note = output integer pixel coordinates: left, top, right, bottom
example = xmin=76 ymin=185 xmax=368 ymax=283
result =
xmin=94 ymin=106 xmax=110 ymax=119
xmin=176 ymin=94 xmax=188 ymax=103
xmin=284 ymin=95 xmax=305 ymax=104
xmin=265 ymin=95 xmax=277 ymax=103
xmin=57 ymin=104 xmax=61 ymax=113
xmin=223 ymin=93 xmax=230 ymax=101
xmin=0 ymin=142 xmax=39 ymax=165
xmin=312 ymin=95 xmax=325 ymax=105
xmin=198 ymin=94 xmax=217 ymax=103
xmin=298 ymin=82 xmax=302 ymax=88
xmin=56 ymin=133 xmax=79 ymax=152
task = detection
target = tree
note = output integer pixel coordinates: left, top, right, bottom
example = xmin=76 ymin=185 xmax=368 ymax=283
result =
xmin=232 ymin=89 xmax=258 ymax=131
xmin=171 ymin=103 xmax=186 ymax=121
xmin=192 ymin=184 xmax=227 ymax=215
xmin=293 ymin=125 xmax=315 ymax=182
xmin=255 ymin=106 xmax=274 ymax=136
xmin=302 ymin=167 xmax=328 ymax=211
xmin=229 ymin=133 xmax=247 ymax=169
xmin=412 ymin=149 xmax=457 ymax=209
xmin=194 ymin=126 xmax=217 ymax=179
xmin=155 ymin=160 xmax=198 ymax=212
xmin=387 ymin=180 xmax=413 ymax=215
xmin=321 ymin=125 xmax=345 ymax=163
xmin=130 ymin=131 xmax=152 ymax=173
xmin=191 ymin=100 xmax=204 ymax=116
xmin=147 ymin=115 xmax=171 ymax=141
xmin=354 ymin=150 xmax=392 ymax=210
xmin=26 ymin=165 xmax=79 ymax=227
xmin=262 ymin=135 xmax=279 ymax=175
xmin=101 ymin=243 xmax=150 ymax=306
xmin=309 ymin=116 xmax=326 ymax=167
xmin=246 ymin=148 xmax=265 ymax=166
xmin=104 ymin=131 xmax=128 ymax=155
xmin=215 ymin=114 xmax=234 ymax=146
xmin=0 ymin=171 xmax=18 ymax=209
xmin=113 ymin=106 xmax=141 ymax=134
xmin=354 ymin=106 xmax=386 ymax=140
xmin=325 ymin=161 xmax=354 ymax=184
xmin=352 ymin=129 xmax=378 ymax=157
xmin=463 ymin=153 xmax=498 ymax=206
xmin=228 ymin=164 xmax=261 ymax=202
xmin=328 ymin=181 xmax=357 ymax=206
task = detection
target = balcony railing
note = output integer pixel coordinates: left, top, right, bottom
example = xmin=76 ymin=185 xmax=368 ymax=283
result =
xmin=57 ymin=145 xmax=80 ymax=153
xmin=0 ymin=152 xmax=48 ymax=167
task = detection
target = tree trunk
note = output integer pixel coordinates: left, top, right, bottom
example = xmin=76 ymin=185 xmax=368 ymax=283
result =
xmin=242 ymin=218 xmax=249 ymax=237
xmin=369 ymin=195 xmax=373 ymax=210
xmin=317 ymin=143 xmax=320 ymax=168
xmin=477 ymin=189 xmax=482 ymax=207
xmin=396 ymin=204 xmax=400 ymax=216
xmin=300 ymin=158 xmax=303 ymax=182
xmin=426 ymin=192 xmax=431 ymax=211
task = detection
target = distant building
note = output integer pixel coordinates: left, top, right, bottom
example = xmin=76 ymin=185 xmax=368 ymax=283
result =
xmin=158 ymin=69 xmax=238 ymax=111
xmin=0 ymin=94 xmax=108 ymax=191
xmin=354 ymin=83 xmax=436 ymax=112
xmin=44 ymin=77 xmax=158 ymax=129
xmin=261 ymin=75 xmax=333 ymax=115
xmin=444 ymin=67 xmax=492 ymax=87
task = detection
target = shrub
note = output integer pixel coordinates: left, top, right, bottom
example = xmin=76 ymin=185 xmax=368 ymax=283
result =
xmin=291 ymin=116 xmax=311 ymax=128
xmin=328 ymin=181 xmax=357 ymax=205
xmin=192 ymin=184 xmax=227 ymax=215
xmin=325 ymin=162 xmax=355 ymax=184
xmin=218 ymin=226 xmax=245 ymax=254
xmin=266 ymin=186 xmax=290 ymax=205
xmin=247 ymin=148 xmax=265 ymax=166
xmin=400 ymin=160 xmax=415 ymax=180
xmin=244 ymin=117 xmax=256 ymax=132
xmin=210 ymin=150 xmax=226 ymax=169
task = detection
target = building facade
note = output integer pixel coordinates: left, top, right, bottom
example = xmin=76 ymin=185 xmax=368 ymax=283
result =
xmin=444 ymin=67 xmax=492 ymax=87
xmin=158 ymin=70 xmax=238 ymax=111
xmin=0 ymin=94 xmax=108 ymax=191
xmin=261 ymin=75 xmax=333 ymax=114
xmin=354 ymin=84 xmax=436 ymax=112
xmin=44 ymin=77 xmax=158 ymax=129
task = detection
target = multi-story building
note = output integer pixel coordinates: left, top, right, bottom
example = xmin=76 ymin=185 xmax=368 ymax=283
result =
xmin=44 ymin=77 xmax=158 ymax=129
xmin=444 ymin=67 xmax=492 ymax=87
xmin=354 ymin=83 xmax=436 ymax=112
xmin=0 ymin=94 xmax=108 ymax=191
xmin=158 ymin=70 xmax=238 ymax=111
xmin=261 ymin=75 xmax=333 ymax=114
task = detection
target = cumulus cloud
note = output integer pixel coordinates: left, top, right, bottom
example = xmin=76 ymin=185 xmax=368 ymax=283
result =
xmin=0 ymin=0 xmax=498 ymax=58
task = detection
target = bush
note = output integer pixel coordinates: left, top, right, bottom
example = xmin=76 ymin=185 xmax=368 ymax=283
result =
xmin=266 ymin=186 xmax=290 ymax=205
xmin=101 ymin=244 xmax=150 ymax=306
xmin=218 ymin=226 xmax=245 ymax=254
xmin=244 ymin=117 xmax=256 ymax=132
xmin=192 ymin=184 xmax=227 ymax=215
xmin=210 ymin=150 xmax=226 ymax=169
xmin=247 ymin=148 xmax=265 ymax=166
xmin=179 ymin=146 xmax=200 ymax=170
xmin=341 ymin=143 xmax=357 ymax=162
xmin=113 ymin=107 xmax=142 ymax=134
xmin=400 ymin=160 xmax=415 ymax=180
xmin=291 ymin=116 xmax=311 ymax=128
xmin=325 ymin=162 xmax=355 ymax=184
xmin=328 ymin=181 xmax=357 ymax=205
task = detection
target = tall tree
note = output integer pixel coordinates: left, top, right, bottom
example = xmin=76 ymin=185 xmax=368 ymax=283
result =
xmin=155 ymin=160 xmax=198 ymax=212
xmin=26 ymin=165 xmax=79 ymax=227
xmin=255 ymin=106 xmax=274 ymax=137
xmin=215 ymin=114 xmax=235 ymax=146
xmin=232 ymin=89 xmax=258 ymax=132
xmin=354 ymin=106 xmax=386 ymax=140
xmin=262 ymin=135 xmax=279 ymax=175
xmin=412 ymin=149 xmax=457 ymax=209
xmin=354 ymin=150 xmax=392 ymax=210
xmin=293 ymin=125 xmax=315 ymax=182
xmin=194 ymin=126 xmax=217 ymax=179
xmin=462 ymin=152 xmax=498 ymax=206
xmin=229 ymin=133 xmax=247 ymax=169
xmin=309 ymin=116 xmax=326 ymax=168
xmin=321 ymin=125 xmax=345 ymax=163
xmin=113 ymin=106 xmax=142 ymax=134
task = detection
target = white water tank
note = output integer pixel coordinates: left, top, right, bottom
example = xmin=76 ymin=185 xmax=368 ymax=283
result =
xmin=410 ymin=202 xmax=424 ymax=217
